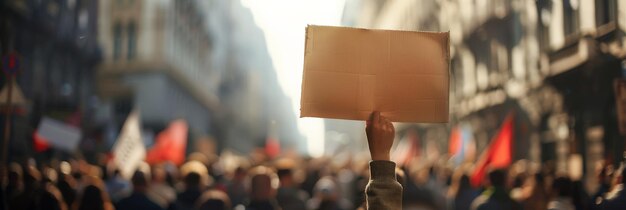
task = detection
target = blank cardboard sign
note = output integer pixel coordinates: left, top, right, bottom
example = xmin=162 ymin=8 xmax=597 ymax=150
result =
xmin=300 ymin=25 xmax=450 ymax=123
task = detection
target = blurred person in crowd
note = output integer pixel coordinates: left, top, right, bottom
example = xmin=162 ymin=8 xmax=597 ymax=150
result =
xmin=429 ymin=164 xmax=450 ymax=209
xmin=57 ymin=161 xmax=78 ymax=207
xmin=75 ymin=183 xmax=114 ymax=210
xmin=596 ymin=165 xmax=626 ymax=209
xmin=39 ymin=182 xmax=68 ymax=210
xmin=336 ymin=161 xmax=357 ymax=209
xmin=195 ymin=189 xmax=232 ymax=210
xmin=364 ymin=111 xmax=402 ymax=210
xmin=275 ymin=159 xmax=308 ymax=210
xmin=307 ymin=176 xmax=351 ymax=210
xmin=42 ymin=166 xmax=59 ymax=187
xmin=571 ymin=178 xmax=589 ymax=210
xmin=509 ymin=172 xmax=528 ymax=202
xmin=176 ymin=172 xmax=203 ymax=210
xmin=448 ymin=173 xmax=479 ymax=210
xmin=351 ymin=160 xmax=370 ymax=209
xmin=6 ymin=162 xmax=23 ymax=199
xmin=104 ymin=167 xmax=131 ymax=203
xmin=303 ymin=158 xmax=325 ymax=197
xmin=590 ymin=163 xmax=614 ymax=207
xmin=523 ymin=173 xmax=548 ymax=210
xmin=147 ymin=164 xmax=177 ymax=209
xmin=403 ymin=165 xmax=443 ymax=210
xmin=115 ymin=171 xmax=164 ymax=210
xmin=227 ymin=166 xmax=248 ymax=207
xmin=176 ymin=160 xmax=212 ymax=210
xmin=9 ymin=165 xmax=43 ymax=210
xmin=57 ymin=172 xmax=78 ymax=207
xmin=470 ymin=169 xmax=521 ymax=210
xmin=547 ymin=177 xmax=575 ymax=210
xmin=245 ymin=166 xmax=281 ymax=210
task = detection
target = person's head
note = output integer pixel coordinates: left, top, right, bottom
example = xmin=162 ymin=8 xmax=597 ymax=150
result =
xmin=487 ymin=169 xmax=507 ymax=187
xmin=7 ymin=162 xmax=23 ymax=196
xmin=313 ymin=176 xmax=339 ymax=201
xmin=551 ymin=176 xmax=572 ymax=198
xmin=248 ymin=166 xmax=279 ymax=201
xmin=180 ymin=160 xmax=212 ymax=189
xmin=234 ymin=167 xmax=247 ymax=181
xmin=8 ymin=162 xmax=23 ymax=186
xmin=78 ymin=185 xmax=106 ymax=210
xmin=131 ymin=170 xmax=150 ymax=193
xmin=184 ymin=172 xmax=202 ymax=189
xmin=195 ymin=190 xmax=232 ymax=210
xmin=275 ymin=158 xmax=297 ymax=187
xmin=277 ymin=168 xmax=294 ymax=186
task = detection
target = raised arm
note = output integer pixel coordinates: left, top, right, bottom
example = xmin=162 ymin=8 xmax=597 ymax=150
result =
xmin=365 ymin=111 xmax=402 ymax=210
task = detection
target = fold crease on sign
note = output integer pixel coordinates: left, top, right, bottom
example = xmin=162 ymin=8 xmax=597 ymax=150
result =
xmin=300 ymin=25 xmax=450 ymax=123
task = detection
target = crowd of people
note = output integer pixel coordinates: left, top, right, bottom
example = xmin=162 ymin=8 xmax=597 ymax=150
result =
xmin=2 ymin=150 xmax=625 ymax=210
xmin=1 ymin=112 xmax=625 ymax=210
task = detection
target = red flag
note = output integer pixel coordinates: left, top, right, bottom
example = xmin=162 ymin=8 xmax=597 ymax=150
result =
xmin=33 ymin=132 xmax=50 ymax=152
xmin=264 ymin=121 xmax=280 ymax=159
xmin=449 ymin=126 xmax=462 ymax=155
xmin=470 ymin=114 xmax=513 ymax=187
xmin=265 ymin=137 xmax=280 ymax=159
xmin=146 ymin=120 xmax=188 ymax=165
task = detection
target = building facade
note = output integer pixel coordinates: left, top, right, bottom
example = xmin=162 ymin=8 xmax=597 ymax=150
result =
xmin=0 ymin=0 xmax=101 ymax=160
xmin=97 ymin=0 xmax=219 ymax=147
xmin=343 ymin=0 xmax=626 ymax=191
xmin=97 ymin=0 xmax=303 ymax=154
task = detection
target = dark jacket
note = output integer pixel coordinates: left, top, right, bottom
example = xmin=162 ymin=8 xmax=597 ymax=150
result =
xmin=116 ymin=192 xmax=164 ymax=210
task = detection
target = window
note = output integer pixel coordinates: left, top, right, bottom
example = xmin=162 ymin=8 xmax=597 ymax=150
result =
xmin=596 ymin=0 xmax=617 ymax=26
xmin=537 ymin=0 xmax=552 ymax=50
xmin=113 ymin=23 xmax=122 ymax=60
xmin=563 ymin=0 xmax=579 ymax=36
xmin=127 ymin=22 xmax=136 ymax=60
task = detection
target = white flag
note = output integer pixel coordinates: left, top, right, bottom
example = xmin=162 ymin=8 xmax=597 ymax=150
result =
xmin=112 ymin=110 xmax=145 ymax=179
xmin=37 ymin=117 xmax=81 ymax=152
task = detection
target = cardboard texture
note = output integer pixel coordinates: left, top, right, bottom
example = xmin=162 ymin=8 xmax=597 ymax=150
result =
xmin=300 ymin=25 xmax=450 ymax=123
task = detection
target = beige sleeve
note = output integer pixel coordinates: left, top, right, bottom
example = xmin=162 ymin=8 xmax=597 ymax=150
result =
xmin=365 ymin=160 xmax=403 ymax=210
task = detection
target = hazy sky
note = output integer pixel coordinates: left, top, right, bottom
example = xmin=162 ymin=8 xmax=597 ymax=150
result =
xmin=241 ymin=0 xmax=346 ymax=156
